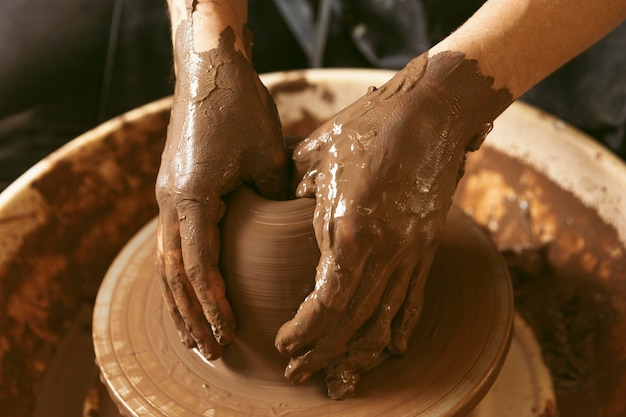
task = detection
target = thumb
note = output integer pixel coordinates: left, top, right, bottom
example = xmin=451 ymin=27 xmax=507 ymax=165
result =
xmin=249 ymin=145 xmax=290 ymax=200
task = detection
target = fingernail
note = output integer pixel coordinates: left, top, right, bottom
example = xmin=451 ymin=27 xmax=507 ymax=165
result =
xmin=326 ymin=370 xmax=359 ymax=400
xmin=274 ymin=332 xmax=294 ymax=356
xmin=180 ymin=333 xmax=196 ymax=349
xmin=198 ymin=343 xmax=222 ymax=361
xmin=292 ymin=371 xmax=312 ymax=384
xmin=213 ymin=323 xmax=235 ymax=345
xmin=198 ymin=347 xmax=215 ymax=361
xmin=275 ymin=340 xmax=292 ymax=356
xmin=285 ymin=365 xmax=311 ymax=384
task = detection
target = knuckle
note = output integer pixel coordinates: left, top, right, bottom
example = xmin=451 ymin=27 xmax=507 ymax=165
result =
xmin=166 ymin=273 xmax=186 ymax=294
xmin=333 ymin=218 xmax=381 ymax=250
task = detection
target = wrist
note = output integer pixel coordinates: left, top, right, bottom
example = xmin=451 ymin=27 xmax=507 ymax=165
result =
xmin=168 ymin=0 xmax=249 ymax=57
xmin=421 ymin=51 xmax=513 ymax=152
xmin=397 ymin=51 xmax=513 ymax=154
xmin=374 ymin=51 xmax=513 ymax=196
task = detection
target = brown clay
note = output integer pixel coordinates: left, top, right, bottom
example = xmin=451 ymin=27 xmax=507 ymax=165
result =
xmin=219 ymin=186 xmax=319 ymax=380
xmin=273 ymin=52 xmax=513 ymax=393
xmin=155 ymin=19 xmax=288 ymax=361
xmin=93 ymin=184 xmax=513 ymax=416
xmin=4 ymin=69 xmax=624 ymax=417
xmin=456 ymin=146 xmax=626 ymax=417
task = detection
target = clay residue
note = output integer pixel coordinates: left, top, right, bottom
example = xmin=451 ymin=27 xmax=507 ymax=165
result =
xmin=156 ymin=17 xmax=289 ymax=359
xmin=279 ymin=101 xmax=626 ymax=412
xmin=269 ymin=77 xmax=336 ymax=139
xmin=269 ymin=76 xmax=317 ymax=97
xmin=0 ymin=109 xmax=168 ymax=416
xmin=273 ymin=52 xmax=514 ymax=399
xmin=456 ymin=146 xmax=626 ymax=417
xmin=269 ymin=76 xmax=336 ymax=107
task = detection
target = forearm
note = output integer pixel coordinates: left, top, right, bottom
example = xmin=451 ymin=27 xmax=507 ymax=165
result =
xmin=167 ymin=0 xmax=248 ymax=56
xmin=430 ymin=0 xmax=626 ymax=98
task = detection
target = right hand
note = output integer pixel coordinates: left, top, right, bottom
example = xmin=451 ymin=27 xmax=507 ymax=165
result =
xmin=275 ymin=55 xmax=460 ymax=397
xmin=275 ymin=52 xmax=513 ymax=398
xmin=155 ymin=22 xmax=289 ymax=360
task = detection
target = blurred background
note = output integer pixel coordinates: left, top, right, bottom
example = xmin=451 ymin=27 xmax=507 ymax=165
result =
xmin=1 ymin=0 xmax=624 ymax=190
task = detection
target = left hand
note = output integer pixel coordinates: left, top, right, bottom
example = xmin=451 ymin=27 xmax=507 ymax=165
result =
xmin=156 ymin=18 xmax=289 ymax=361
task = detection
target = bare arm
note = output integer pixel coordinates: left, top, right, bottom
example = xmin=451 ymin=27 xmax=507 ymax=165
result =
xmin=159 ymin=0 xmax=626 ymax=399
xmin=430 ymin=0 xmax=626 ymax=98
xmin=167 ymin=0 xmax=248 ymax=55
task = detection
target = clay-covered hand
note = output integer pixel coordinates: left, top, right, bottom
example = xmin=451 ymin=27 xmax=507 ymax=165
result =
xmin=155 ymin=24 xmax=288 ymax=360
xmin=275 ymin=52 xmax=512 ymax=399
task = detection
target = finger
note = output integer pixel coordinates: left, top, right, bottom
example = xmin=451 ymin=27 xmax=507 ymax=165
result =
xmin=283 ymin=257 xmax=395 ymax=383
xmin=176 ymin=196 xmax=236 ymax=346
xmin=324 ymin=358 xmax=363 ymax=400
xmin=275 ymin=243 xmax=371 ymax=357
xmin=249 ymin=142 xmax=290 ymax=200
xmin=276 ymin=214 xmax=376 ymax=356
xmin=294 ymin=170 xmax=318 ymax=199
xmin=324 ymin=348 xmax=390 ymax=400
xmin=156 ymin=218 xmax=195 ymax=348
xmin=159 ymin=276 xmax=195 ymax=348
xmin=163 ymin=246 xmax=223 ymax=359
xmin=292 ymin=135 xmax=326 ymax=187
xmin=390 ymin=250 xmax=436 ymax=354
xmin=160 ymin=209 xmax=223 ymax=360
xmin=323 ymin=266 xmax=412 ymax=399
xmin=350 ymin=264 xmax=414 ymax=352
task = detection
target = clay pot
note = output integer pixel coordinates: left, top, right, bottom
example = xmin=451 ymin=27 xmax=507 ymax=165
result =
xmin=1 ymin=69 xmax=625 ymax=417
xmin=91 ymin=193 xmax=515 ymax=416
xmin=218 ymin=185 xmax=318 ymax=380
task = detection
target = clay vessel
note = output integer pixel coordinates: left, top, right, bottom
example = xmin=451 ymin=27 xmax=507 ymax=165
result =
xmin=218 ymin=185 xmax=318 ymax=380
xmin=1 ymin=69 xmax=625 ymax=417
xmin=91 ymin=198 xmax=515 ymax=416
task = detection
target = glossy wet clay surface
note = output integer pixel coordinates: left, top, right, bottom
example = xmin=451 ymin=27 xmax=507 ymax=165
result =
xmin=93 ymin=188 xmax=513 ymax=416
xmin=1 ymin=70 xmax=625 ymax=416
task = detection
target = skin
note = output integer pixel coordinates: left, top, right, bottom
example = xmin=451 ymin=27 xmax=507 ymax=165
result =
xmin=156 ymin=0 xmax=288 ymax=359
xmin=159 ymin=0 xmax=626 ymax=399
xmin=276 ymin=52 xmax=513 ymax=398
xmin=429 ymin=0 xmax=626 ymax=98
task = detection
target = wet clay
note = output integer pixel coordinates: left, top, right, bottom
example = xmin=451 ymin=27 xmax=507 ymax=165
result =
xmin=456 ymin=146 xmax=626 ymax=417
xmin=271 ymin=75 xmax=626 ymax=414
xmin=218 ymin=186 xmax=319 ymax=380
xmin=155 ymin=15 xmax=288 ymax=360
xmin=4 ymin=65 xmax=624 ymax=416
xmin=0 ymin=108 xmax=168 ymax=416
xmin=273 ymin=52 xmax=514 ymax=393
xmin=165 ymin=20 xmax=286 ymax=200
xmin=93 ymin=192 xmax=513 ymax=416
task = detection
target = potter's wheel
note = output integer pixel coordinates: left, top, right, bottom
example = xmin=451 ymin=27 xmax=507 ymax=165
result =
xmin=4 ymin=69 xmax=621 ymax=416
xmin=93 ymin=186 xmax=520 ymax=417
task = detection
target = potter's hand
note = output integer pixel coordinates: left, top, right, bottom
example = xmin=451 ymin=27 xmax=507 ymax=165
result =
xmin=156 ymin=21 xmax=288 ymax=360
xmin=275 ymin=52 xmax=512 ymax=399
